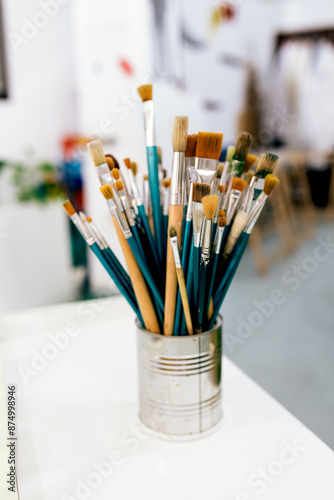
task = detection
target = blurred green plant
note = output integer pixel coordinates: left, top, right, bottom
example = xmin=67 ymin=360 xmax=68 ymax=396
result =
xmin=0 ymin=160 xmax=65 ymax=204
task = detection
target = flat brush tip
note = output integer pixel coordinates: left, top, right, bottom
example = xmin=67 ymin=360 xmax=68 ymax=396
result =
xmin=112 ymin=169 xmax=120 ymax=180
xmin=263 ymin=174 xmax=280 ymax=196
xmin=163 ymin=178 xmax=171 ymax=188
xmin=196 ymin=132 xmax=223 ymax=160
xmin=87 ymin=139 xmax=106 ymax=167
xmin=100 ymin=185 xmax=114 ymax=200
xmin=172 ymin=116 xmax=189 ymax=152
xmin=62 ymin=200 xmax=76 ymax=217
xmin=116 ymin=180 xmax=124 ymax=191
xmin=185 ymin=134 xmax=198 ymax=157
xmin=232 ymin=178 xmax=247 ymax=192
xmin=234 ymin=132 xmax=252 ymax=162
xmin=192 ymin=182 xmax=211 ymax=203
xmin=218 ymin=185 xmax=225 ymax=193
xmin=202 ymin=195 xmax=219 ymax=220
xmin=137 ymin=84 xmax=152 ymax=102
xmin=169 ymin=225 xmax=177 ymax=238
xmin=256 ymin=153 xmax=279 ymax=176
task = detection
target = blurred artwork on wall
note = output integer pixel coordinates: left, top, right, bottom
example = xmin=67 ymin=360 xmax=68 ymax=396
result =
xmin=0 ymin=0 xmax=8 ymax=98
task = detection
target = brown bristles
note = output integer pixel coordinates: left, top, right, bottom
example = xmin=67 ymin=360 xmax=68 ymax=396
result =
xmin=105 ymin=156 xmax=115 ymax=170
xmin=202 ymin=195 xmax=219 ymax=220
xmin=137 ymin=84 xmax=152 ymax=102
xmin=87 ymin=140 xmax=106 ymax=167
xmin=192 ymin=182 xmax=211 ymax=203
xmin=105 ymin=154 xmax=119 ymax=169
xmin=143 ymin=174 xmax=149 ymax=181
xmin=234 ymin=132 xmax=252 ymax=162
xmin=157 ymin=147 xmax=162 ymax=164
xmin=116 ymin=180 xmax=124 ymax=192
xmin=255 ymin=153 xmax=279 ymax=177
xmin=218 ymin=209 xmax=225 ymax=217
xmin=169 ymin=226 xmax=177 ymax=239
xmin=263 ymin=174 xmax=280 ymax=196
xmin=243 ymin=154 xmax=257 ymax=173
xmin=62 ymin=200 xmax=76 ymax=217
xmin=196 ymin=132 xmax=223 ymax=160
xmin=124 ymin=158 xmax=131 ymax=169
xmin=87 ymin=217 xmax=92 ymax=223
xmin=100 ymin=185 xmax=114 ymax=200
xmin=232 ymin=178 xmax=247 ymax=192
xmin=172 ymin=116 xmax=189 ymax=153
xmin=131 ymin=162 xmax=138 ymax=176
xmin=247 ymin=172 xmax=255 ymax=184
xmin=185 ymin=134 xmax=198 ymax=158
xmin=215 ymin=162 xmax=224 ymax=179
xmin=218 ymin=216 xmax=227 ymax=228
xmin=163 ymin=179 xmax=171 ymax=188
xmin=218 ymin=185 xmax=225 ymax=193
xmin=112 ymin=169 xmax=120 ymax=181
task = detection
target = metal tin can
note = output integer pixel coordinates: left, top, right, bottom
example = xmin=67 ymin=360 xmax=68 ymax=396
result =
xmin=137 ymin=317 xmax=223 ymax=438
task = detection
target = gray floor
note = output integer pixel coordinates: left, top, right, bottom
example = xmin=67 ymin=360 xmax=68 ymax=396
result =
xmin=223 ymin=222 xmax=334 ymax=449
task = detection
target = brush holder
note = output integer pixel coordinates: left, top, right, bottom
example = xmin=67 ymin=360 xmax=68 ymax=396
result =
xmin=136 ymin=317 xmax=223 ymax=439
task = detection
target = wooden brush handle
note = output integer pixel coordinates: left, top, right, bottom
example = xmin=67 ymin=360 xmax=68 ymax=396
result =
xmin=113 ymin=217 xmax=160 ymax=333
xmin=164 ymin=205 xmax=184 ymax=335
xmin=176 ymin=268 xmax=193 ymax=335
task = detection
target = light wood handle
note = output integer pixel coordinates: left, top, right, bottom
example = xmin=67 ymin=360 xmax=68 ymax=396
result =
xmin=176 ymin=268 xmax=193 ymax=335
xmin=164 ymin=205 xmax=184 ymax=335
xmin=113 ymin=217 xmax=160 ymax=333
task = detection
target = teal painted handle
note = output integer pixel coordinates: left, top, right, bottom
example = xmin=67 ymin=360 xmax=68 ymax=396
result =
xmin=147 ymin=146 xmax=163 ymax=264
xmin=138 ymin=204 xmax=161 ymax=276
xmin=181 ymin=243 xmax=194 ymax=335
xmin=204 ymin=252 xmax=219 ymax=324
xmin=210 ymin=232 xmax=250 ymax=329
xmin=173 ymin=220 xmax=192 ymax=336
xmin=193 ymin=246 xmax=200 ymax=312
xmin=103 ymin=248 xmax=136 ymax=303
xmin=196 ymin=262 xmax=208 ymax=332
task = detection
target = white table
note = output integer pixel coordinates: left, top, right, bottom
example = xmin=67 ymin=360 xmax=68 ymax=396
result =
xmin=0 ymin=297 xmax=333 ymax=500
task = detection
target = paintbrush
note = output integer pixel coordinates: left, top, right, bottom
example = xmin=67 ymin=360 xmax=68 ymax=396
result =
xmin=212 ymin=184 xmax=225 ymax=241
xmin=192 ymin=182 xmax=211 ymax=313
xmin=164 ymin=116 xmax=189 ymax=335
xmin=195 ymin=132 xmax=223 ymax=186
xmin=181 ymin=134 xmax=198 ymax=251
xmin=63 ymin=201 xmax=141 ymax=321
xmin=210 ymin=162 xmax=225 ymax=196
xmin=251 ymin=153 xmax=279 ymax=201
xmin=196 ymin=194 xmax=218 ymax=333
xmin=99 ymin=185 xmax=163 ymax=332
xmin=162 ymin=178 xmax=171 ymax=262
xmin=230 ymin=132 xmax=252 ymax=176
xmin=115 ymin=179 xmax=144 ymax=254
xmin=169 ymin=226 xmax=193 ymax=335
xmin=137 ymin=84 xmax=163 ymax=264
xmin=211 ymin=174 xmax=280 ymax=327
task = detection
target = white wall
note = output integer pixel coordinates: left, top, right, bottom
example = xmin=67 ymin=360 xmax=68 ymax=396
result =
xmin=0 ymin=0 xmax=77 ymax=162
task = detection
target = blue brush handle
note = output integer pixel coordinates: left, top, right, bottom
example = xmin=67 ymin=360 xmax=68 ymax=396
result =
xmin=90 ymin=243 xmax=143 ymax=324
xmin=147 ymin=146 xmax=163 ymax=264
xmin=193 ymin=246 xmax=200 ymax=312
xmin=126 ymin=234 xmax=164 ymax=317
xmin=210 ymin=232 xmax=250 ymax=329
xmin=173 ymin=219 xmax=192 ymax=336
xmin=211 ymin=221 xmax=218 ymax=246
xmin=138 ymin=204 xmax=161 ymax=276
xmin=181 ymin=243 xmax=194 ymax=335
xmin=180 ymin=205 xmax=187 ymax=254
xmin=103 ymin=248 xmax=136 ymax=303
xmin=131 ymin=224 xmax=145 ymax=260
xmin=196 ymin=261 xmax=208 ymax=333
xmin=204 ymin=251 xmax=219 ymax=324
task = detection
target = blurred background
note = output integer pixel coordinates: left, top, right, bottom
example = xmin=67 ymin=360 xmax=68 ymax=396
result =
xmin=0 ymin=0 xmax=333 ymax=446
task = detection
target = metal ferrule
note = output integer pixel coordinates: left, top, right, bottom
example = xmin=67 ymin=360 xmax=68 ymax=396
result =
xmin=89 ymin=221 xmax=108 ymax=250
xmin=170 ymin=152 xmax=185 ymax=206
xmin=127 ymin=170 xmax=142 ymax=205
xmin=143 ymin=100 xmax=156 ymax=147
xmin=170 ymin=235 xmax=181 ymax=268
xmin=106 ymin=199 xmax=129 ymax=235
xmin=214 ymin=225 xmax=225 ymax=255
xmin=143 ymin=179 xmax=151 ymax=214
xmin=192 ymin=201 xmax=205 ymax=247
xmin=186 ymin=183 xmax=194 ymax=221
xmin=221 ymin=162 xmax=230 ymax=186
xmin=96 ymin=163 xmax=112 ymax=186
xmin=227 ymin=189 xmax=241 ymax=223
xmin=244 ymin=194 xmax=268 ymax=234
xmin=163 ymin=188 xmax=170 ymax=216
xmin=119 ymin=191 xmax=136 ymax=227
xmin=241 ymin=176 xmax=258 ymax=213
xmin=195 ymin=157 xmax=218 ymax=185
xmin=83 ymin=221 xmax=104 ymax=249
xmin=201 ymin=219 xmax=212 ymax=265
xmin=222 ymin=172 xmax=236 ymax=211
xmin=70 ymin=214 xmax=94 ymax=246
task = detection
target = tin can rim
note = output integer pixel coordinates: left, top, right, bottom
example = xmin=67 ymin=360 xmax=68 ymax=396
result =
xmin=136 ymin=315 xmax=223 ymax=339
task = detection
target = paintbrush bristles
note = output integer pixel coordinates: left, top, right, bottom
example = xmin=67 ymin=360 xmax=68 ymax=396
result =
xmin=226 ymin=146 xmax=235 ymax=162
xmin=196 ymin=132 xmax=223 ymax=160
xmin=137 ymin=84 xmax=152 ymax=102
xmin=116 ymin=180 xmax=124 ymax=191
xmin=218 ymin=216 xmax=227 ymax=227
xmin=244 ymin=154 xmax=257 ymax=173
xmin=131 ymin=162 xmax=138 ymax=176
xmin=218 ymin=185 xmax=225 ymax=193
xmin=202 ymin=195 xmax=219 ymax=220
xmin=255 ymin=153 xmax=279 ymax=176
xmin=163 ymin=179 xmax=171 ymax=188
xmin=215 ymin=163 xmax=224 ymax=179
xmin=185 ymin=134 xmax=198 ymax=157
xmin=124 ymin=158 xmax=131 ymax=169
xmin=172 ymin=116 xmax=189 ymax=152
xmin=63 ymin=200 xmax=76 ymax=217
xmin=87 ymin=140 xmax=106 ymax=167
xmin=234 ymin=132 xmax=252 ymax=162
xmin=112 ymin=169 xmax=120 ymax=180
xmin=232 ymin=178 xmax=247 ymax=192
xmin=218 ymin=209 xmax=225 ymax=217
xmin=105 ymin=156 xmax=115 ymax=170
xmin=192 ymin=182 xmax=211 ymax=203
xmin=263 ymin=174 xmax=280 ymax=196
xmin=169 ymin=226 xmax=177 ymax=238
xmin=100 ymin=185 xmax=114 ymax=200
